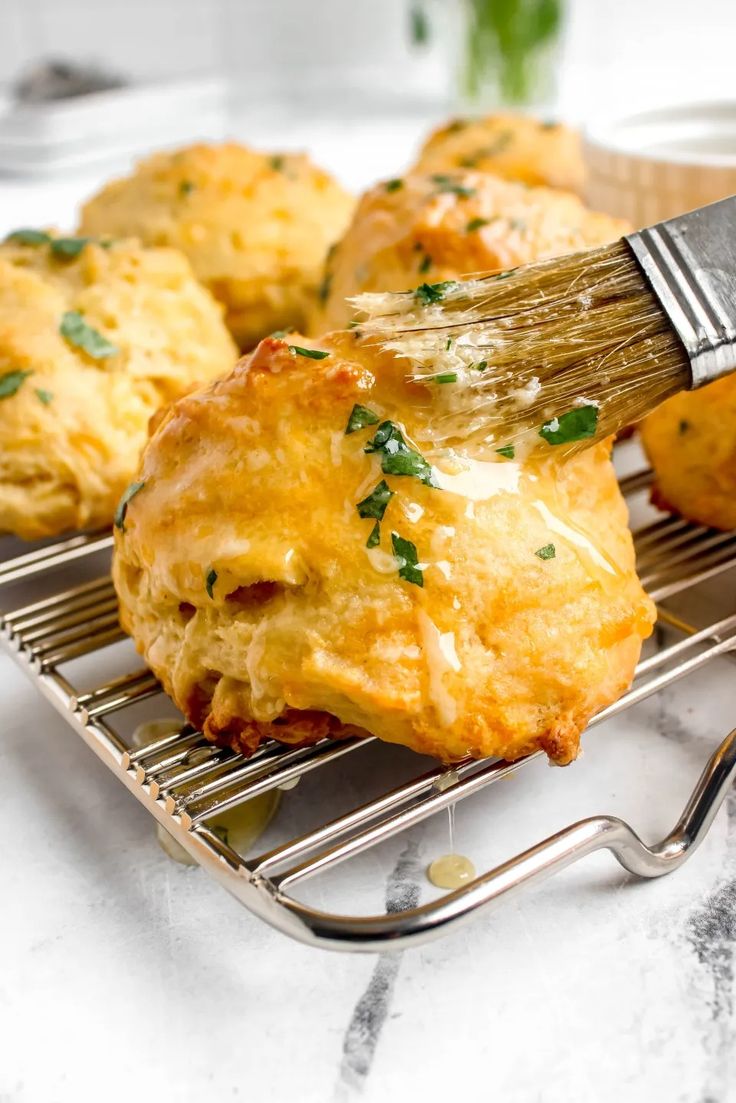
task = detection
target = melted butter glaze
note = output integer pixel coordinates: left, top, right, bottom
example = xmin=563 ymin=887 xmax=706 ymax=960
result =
xmin=418 ymin=610 xmax=462 ymax=727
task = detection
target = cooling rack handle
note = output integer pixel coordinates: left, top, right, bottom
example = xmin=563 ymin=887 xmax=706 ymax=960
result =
xmin=273 ymin=725 xmax=736 ymax=952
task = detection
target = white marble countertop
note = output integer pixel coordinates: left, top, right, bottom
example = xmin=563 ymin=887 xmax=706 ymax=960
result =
xmin=1 ymin=112 xmax=736 ymax=1103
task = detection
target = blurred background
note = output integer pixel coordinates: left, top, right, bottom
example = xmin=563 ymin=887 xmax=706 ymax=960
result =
xmin=0 ymin=0 xmax=732 ymax=212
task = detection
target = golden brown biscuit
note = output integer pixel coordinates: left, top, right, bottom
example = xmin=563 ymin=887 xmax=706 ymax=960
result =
xmin=414 ymin=114 xmax=584 ymax=192
xmin=113 ymin=330 xmax=655 ymax=766
xmin=310 ymin=169 xmax=627 ymax=332
xmin=640 ymin=376 xmax=736 ymax=530
xmin=79 ymin=143 xmax=355 ymax=350
xmin=0 ymin=231 xmax=236 ymax=540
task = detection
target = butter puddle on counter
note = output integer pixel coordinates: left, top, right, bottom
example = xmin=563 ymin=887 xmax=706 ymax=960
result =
xmin=132 ymin=719 xmax=281 ymax=867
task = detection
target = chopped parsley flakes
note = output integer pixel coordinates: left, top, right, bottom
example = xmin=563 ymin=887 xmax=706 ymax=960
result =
xmin=466 ymin=217 xmax=490 ymax=232
xmin=366 ymin=521 xmax=381 ymax=548
xmin=496 ymin=444 xmax=515 ymax=459
xmin=535 ymin=544 xmax=556 ymax=560
xmin=288 ymin=345 xmax=329 ymax=360
xmin=433 ymin=372 xmax=457 ymax=384
xmin=0 ymin=369 xmax=32 ymax=399
xmin=179 ymin=180 xmax=195 ymax=196
xmin=418 ymin=253 xmax=432 ymax=274
xmin=35 ymin=387 xmax=53 ymax=405
xmin=114 ymin=480 xmax=145 ymax=532
xmin=345 ymin=404 xmax=380 ymax=434
xmin=357 ymin=479 xmax=394 ymax=521
xmin=364 ymin=421 xmax=437 ymax=486
xmin=430 ymin=174 xmax=476 ymax=198
xmin=5 ymin=228 xmax=51 ymax=246
xmin=60 ymin=311 xmax=118 ymax=360
xmin=269 ymin=156 xmax=285 ymax=172
xmin=414 ymin=280 xmax=457 ymax=306
xmin=51 ymin=236 xmax=92 ymax=259
xmin=385 ymin=178 xmax=403 ymax=192
xmin=539 ymin=405 xmax=599 ymax=446
xmin=391 ymin=532 xmax=423 ymax=587
xmin=205 ymin=567 xmax=218 ymax=599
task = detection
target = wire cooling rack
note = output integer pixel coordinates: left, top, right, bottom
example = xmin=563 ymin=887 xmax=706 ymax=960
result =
xmin=1 ymin=460 xmax=736 ymax=952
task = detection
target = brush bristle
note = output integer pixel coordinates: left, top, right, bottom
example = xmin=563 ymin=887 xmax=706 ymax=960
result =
xmin=353 ymin=240 xmax=691 ymax=457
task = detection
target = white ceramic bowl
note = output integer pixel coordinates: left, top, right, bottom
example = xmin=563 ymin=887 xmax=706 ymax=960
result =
xmin=583 ymin=101 xmax=736 ymax=227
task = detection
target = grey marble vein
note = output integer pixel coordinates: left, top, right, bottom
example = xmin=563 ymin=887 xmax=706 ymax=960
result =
xmin=335 ymin=838 xmax=422 ymax=1098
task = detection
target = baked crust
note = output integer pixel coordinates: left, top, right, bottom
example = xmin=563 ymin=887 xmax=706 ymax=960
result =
xmin=414 ymin=114 xmax=584 ymax=192
xmin=309 ymin=170 xmax=627 ymax=332
xmin=0 ymin=234 xmax=236 ymax=540
xmin=79 ymin=143 xmax=355 ymax=349
xmin=641 ymin=375 xmax=736 ymax=531
xmin=113 ymin=332 xmax=655 ymax=765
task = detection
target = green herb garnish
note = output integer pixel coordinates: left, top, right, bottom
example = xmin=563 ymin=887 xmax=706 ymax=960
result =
xmin=357 ymin=479 xmax=394 ymax=521
xmin=5 ymin=228 xmax=51 ymax=246
xmin=345 ymin=404 xmax=380 ymax=434
xmin=385 ymin=178 xmax=404 ymax=192
xmin=539 ymin=405 xmax=599 ymax=446
xmin=0 ymin=369 xmax=32 ymax=399
xmin=114 ymin=480 xmax=145 ymax=532
xmin=205 ymin=567 xmax=218 ymax=599
xmin=678 ymin=419 xmax=691 ymax=435
xmin=365 ymin=421 xmax=437 ymax=487
xmin=496 ymin=444 xmax=515 ymax=459
xmin=418 ymin=254 xmax=432 ymax=274
xmin=535 ymin=543 xmax=556 ymax=560
xmin=466 ymin=217 xmax=490 ymax=232
xmin=179 ymin=180 xmax=195 ymax=196
xmin=445 ymin=336 xmax=454 ymax=351
xmin=269 ymin=156 xmax=285 ymax=172
xmin=433 ymin=372 xmax=457 ymax=384
xmin=366 ymin=522 xmax=381 ymax=548
xmin=430 ymin=174 xmax=476 ymax=198
xmin=51 ymin=236 xmax=92 ymax=260
xmin=391 ymin=532 xmax=424 ymax=587
xmin=414 ymin=281 xmax=457 ymax=306
xmin=60 ymin=311 xmax=118 ymax=360
xmin=288 ymin=345 xmax=329 ymax=360
xmin=509 ymin=219 xmax=526 ymax=233
xmin=35 ymin=387 xmax=53 ymax=405
xmin=474 ymin=360 xmax=488 ymax=372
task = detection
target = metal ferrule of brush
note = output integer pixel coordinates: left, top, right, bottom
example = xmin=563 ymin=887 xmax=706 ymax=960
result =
xmin=626 ymin=196 xmax=736 ymax=389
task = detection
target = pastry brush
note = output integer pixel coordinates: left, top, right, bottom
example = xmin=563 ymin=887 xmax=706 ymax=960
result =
xmin=353 ymin=195 xmax=736 ymax=457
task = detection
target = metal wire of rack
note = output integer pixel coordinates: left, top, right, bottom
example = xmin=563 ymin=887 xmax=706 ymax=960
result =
xmin=1 ymin=465 xmax=736 ymax=952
